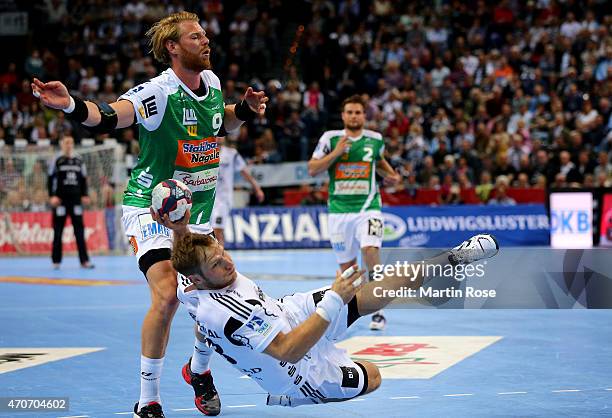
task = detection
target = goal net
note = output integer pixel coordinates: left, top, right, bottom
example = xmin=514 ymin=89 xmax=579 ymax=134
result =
xmin=0 ymin=142 xmax=127 ymax=255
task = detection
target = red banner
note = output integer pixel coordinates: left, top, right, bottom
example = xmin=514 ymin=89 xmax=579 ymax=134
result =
xmin=600 ymin=194 xmax=612 ymax=247
xmin=0 ymin=211 xmax=109 ymax=254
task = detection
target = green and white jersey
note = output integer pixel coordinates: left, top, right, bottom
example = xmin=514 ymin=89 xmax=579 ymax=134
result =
xmin=120 ymin=68 xmax=225 ymax=225
xmin=312 ymin=129 xmax=384 ymax=213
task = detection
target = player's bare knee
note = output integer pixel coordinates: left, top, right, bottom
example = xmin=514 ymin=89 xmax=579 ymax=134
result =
xmin=360 ymin=361 xmax=381 ymax=394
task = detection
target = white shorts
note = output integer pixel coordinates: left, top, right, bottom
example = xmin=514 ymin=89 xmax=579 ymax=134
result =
xmin=122 ymin=205 xmax=212 ymax=262
xmin=210 ymin=200 xmax=230 ymax=229
xmin=280 ymin=286 xmax=368 ymax=402
xmin=328 ymin=211 xmax=384 ymax=264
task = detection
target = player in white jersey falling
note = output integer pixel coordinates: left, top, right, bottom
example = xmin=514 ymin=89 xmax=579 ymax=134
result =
xmin=211 ymin=136 xmax=264 ymax=247
xmin=165 ymin=210 xmax=499 ymax=406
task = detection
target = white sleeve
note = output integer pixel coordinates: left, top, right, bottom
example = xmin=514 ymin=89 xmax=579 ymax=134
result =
xmin=311 ymin=134 xmax=332 ymax=160
xmin=176 ymin=273 xmax=199 ymax=321
xmin=234 ymin=151 xmax=247 ymax=173
xmin=119 ymin=82 xmax=167 ymax=132
xmin=231 ymin=306 xmax=286 ymax=353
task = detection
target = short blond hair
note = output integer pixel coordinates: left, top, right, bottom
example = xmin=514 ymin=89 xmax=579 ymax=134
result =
xmin=171 ymin=232 xmax=216 ymax=276
xmin=146 ymin=11 xmax=199 ymax=65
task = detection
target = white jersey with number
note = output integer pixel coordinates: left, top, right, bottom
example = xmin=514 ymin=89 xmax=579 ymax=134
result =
xmin=214 ymin=145 xmax=247 ymax=206
xmin=176 ymin=271 xmax=363 ymax=400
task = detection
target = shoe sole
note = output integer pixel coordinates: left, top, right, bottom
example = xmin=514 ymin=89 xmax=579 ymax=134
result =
xmin=182 ymin=363 xmax=220 ymax=416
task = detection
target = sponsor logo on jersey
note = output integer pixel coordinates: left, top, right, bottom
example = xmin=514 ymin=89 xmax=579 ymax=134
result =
xmin=368 ymin=218 xmax=384 ymax=237
xmin=176 ymin=138 xmax=220 ymax=168
xmin=183 ymin=108 xmax=198 ymax=125
xmin=186 ymin=125 xmax=198 ymax=136
xmin=125 ymin=85 xmax=144 ymax=96
xmin=245 ymin=315 xmax=271 ymax=336
xmin=138 ymin=213 xmax=171 ymax=240
xmin=135 ymin=167 xmax=153 ymax=188
xmin=183 ymin=108 xmax=198 ymax=136
xmin=334 ymin=180 xmax=370 ymax=195
xmin=173 ymin=168 xmax=219 ymax=192
xmin=335 ymin=162 xmax=370 ymax=179
xmin=139 ymin=95 xmax=158 ymax=118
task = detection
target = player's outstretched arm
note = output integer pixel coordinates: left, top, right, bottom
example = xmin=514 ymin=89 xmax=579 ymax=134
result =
xmin=240 ymin=169 xmax=265 ymax=202
xmin=263 ymin=267 xmax=363 ymax=363
xmin=307 ymin=136 xmax=350 ymax=176
xmin=223 ymin=87 xmax=268 ymax=132
xmin=31 ymin=78 xmax=135 ymax=131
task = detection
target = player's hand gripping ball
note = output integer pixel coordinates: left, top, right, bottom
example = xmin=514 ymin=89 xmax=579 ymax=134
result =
xmin=151 ymin=179 xmax=193 ymax=222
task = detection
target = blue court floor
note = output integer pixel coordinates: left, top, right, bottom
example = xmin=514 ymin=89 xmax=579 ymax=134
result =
xmin=1 ymin=250 xmax=611 ymax=418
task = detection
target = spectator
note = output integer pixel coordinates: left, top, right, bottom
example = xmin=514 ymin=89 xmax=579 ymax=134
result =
xmin=594 ymin=151 xmax=612 ymax=180
xmin=417 ymin=155 xmax=438 ymax=186
xmin=493 ymin=153 xmax=517 ymax=182
xmin=404 ymin=123 xmax=426 ymax=163
xmin=514 ymin=173 xmax=531 ymax=189
xmin=24 ymin=50 xmax=45 ymax=80
xmin=476 ymin=171 xmax=494 ymax=203
xmin=558 ymin=150 xmax=581 ymax=184
xmin=0 ymin=83 xmax=16 ymax=113
xmin=489 ymin=176 xmax=516 ymax=205
xmin=48 ymin=111 xmax=72 ymax=143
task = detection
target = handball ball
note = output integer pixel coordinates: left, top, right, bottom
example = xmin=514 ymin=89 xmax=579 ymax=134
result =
xmin=151 ymin=179 xmax=193 ymax=222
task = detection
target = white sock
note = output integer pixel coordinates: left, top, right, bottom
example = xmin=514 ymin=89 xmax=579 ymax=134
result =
xmin=190 ymin=337 xmax=212 ymax=375
xmin=138 ymin=356 xmax=164 ymax=410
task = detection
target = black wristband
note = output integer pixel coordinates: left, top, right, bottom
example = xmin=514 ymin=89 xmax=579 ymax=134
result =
xmin=66 ymin=96 xmax=89 ymax=123
xmin=234 ymin=99 xmax=257 ymax=122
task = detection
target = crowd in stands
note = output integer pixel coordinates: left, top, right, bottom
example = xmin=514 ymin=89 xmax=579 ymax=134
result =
xmin=0 ymin=0 xmax=611 ymax=211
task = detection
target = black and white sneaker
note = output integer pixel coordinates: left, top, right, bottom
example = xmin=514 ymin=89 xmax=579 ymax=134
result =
xmin=133 ymin=401 xmax=165 ymax=418
xmin=448 ymin=234 xmax=499 ymax=265
xmin=369 ymin=311 xmax=387 ymax=331
xmin=182 ymin=359 xmax=221 ymax=416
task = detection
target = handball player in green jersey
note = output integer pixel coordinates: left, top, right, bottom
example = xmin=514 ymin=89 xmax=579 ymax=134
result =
xmin=32 ymin=12 xmax=268 ymax=417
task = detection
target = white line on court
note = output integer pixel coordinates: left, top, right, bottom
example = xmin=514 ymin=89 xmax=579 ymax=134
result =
xmin=497 ymin=391 xmax=528 ymax=395
xmin=104 ymin=387 xmax=612 ymax=415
